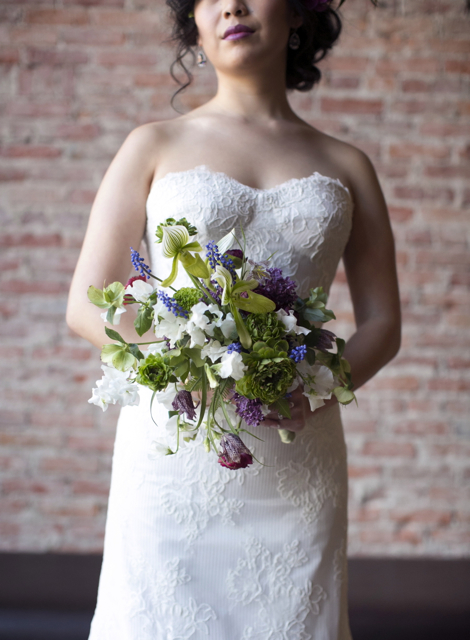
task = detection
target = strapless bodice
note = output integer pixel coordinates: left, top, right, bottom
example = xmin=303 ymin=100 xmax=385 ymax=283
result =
xmin=144 ymin=164 xmax=354 ymax=298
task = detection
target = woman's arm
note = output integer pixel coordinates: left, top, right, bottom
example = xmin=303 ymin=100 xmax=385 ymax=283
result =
xmin=66 ymin=124 xmax=161 ymax=350
xmin=264 ymin=148 xmax=401 ymax=429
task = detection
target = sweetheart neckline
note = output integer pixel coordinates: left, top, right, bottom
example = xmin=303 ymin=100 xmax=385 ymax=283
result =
xmin=146 ymin=164 xmax=352 ymax=203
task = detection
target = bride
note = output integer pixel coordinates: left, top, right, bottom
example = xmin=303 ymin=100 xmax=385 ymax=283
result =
xmin=67 ymin=0 xmax=400 ymax=638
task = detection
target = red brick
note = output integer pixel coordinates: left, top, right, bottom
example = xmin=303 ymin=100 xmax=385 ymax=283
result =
xmin=321 ymin=97 xmax=383 ymax=115
xmin=362 ymin=441 xmax=416 ymax=458
xmin=25 ymin=9 xmax=89 ymax=26
xmin=25 ymin=47 xmax=88 ymax=66
xmin=389 ymin=143 xmax=450 ymax=159
xmin=0 ymin=145 xmax=62 ymax=158
xmin=60 ymin=27 xmax=125 ymax=46
xmin=97 ymin=51 xmax=158 ymax=67
xmin=0 ymin=233 xmax=63 ymax=247
xmin=446 ymin=60 xmax=470 ymax=74
xmin=424 ymin=165 xmax=470 ymax=179
xmin=0 ymin=47 xmax=19 ymax=64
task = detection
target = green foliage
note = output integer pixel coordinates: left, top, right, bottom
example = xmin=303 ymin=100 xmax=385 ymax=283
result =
xmin=236 ymin=347 xmax=296 ymax=405
xmin=87 ymin=281 xmax=125 ymax=310
xmin=294 ymin=287 xmax=336 ymax=324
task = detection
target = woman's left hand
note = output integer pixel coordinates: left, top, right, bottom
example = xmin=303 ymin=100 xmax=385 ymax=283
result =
xmin=262 ymin=385 xmax=338 ymax=432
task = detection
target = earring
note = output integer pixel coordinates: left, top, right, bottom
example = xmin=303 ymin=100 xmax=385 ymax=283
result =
xmin=288 ymin=30 xmax=300 ymax=50
xmin=197 ymin=48 xmax=207 ymax=67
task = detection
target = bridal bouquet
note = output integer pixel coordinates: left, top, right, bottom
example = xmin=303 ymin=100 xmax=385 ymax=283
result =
xmin=87 ymin=218 xmax=355 ymax=470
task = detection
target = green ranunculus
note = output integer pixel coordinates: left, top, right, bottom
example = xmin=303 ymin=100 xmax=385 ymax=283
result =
xmin=136 ymin=353 xmax=175 ymax=392
xmin=245 ymin=312 xmax=287 ymax=342
xmin=173 ymin=287 xmax=201 ymax=313
xmin=235 ymin=356 xmax=296 ymax=406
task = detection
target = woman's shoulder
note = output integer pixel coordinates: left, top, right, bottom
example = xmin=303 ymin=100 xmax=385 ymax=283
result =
xmin=304 ymin=124 xmax=377 ymax=195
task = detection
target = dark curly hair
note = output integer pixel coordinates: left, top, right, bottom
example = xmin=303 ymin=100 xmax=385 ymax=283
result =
xmin=165 ymin=0 xmax=378 ymax=111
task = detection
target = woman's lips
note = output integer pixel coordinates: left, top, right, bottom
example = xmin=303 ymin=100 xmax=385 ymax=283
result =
xmin=224 ymin=31 xmax=253 ymax=41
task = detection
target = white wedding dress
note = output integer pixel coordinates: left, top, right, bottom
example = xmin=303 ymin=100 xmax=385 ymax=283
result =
xmin=88 ymin=165 xmax=355 ymax=640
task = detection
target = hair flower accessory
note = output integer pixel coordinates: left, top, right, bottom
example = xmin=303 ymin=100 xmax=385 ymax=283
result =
xmin=304 ymin=0 xmax=331 ymax=10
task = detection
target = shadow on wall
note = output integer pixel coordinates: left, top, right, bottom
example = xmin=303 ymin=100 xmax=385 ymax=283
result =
xmin=0 ymin=554 xmax=469 ymax=640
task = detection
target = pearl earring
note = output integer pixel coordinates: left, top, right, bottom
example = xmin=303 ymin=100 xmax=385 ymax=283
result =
xmin=197 ymin=49 xmax=207 ymax=67
xmin=288 ymin=31 xmax=300 ymax=50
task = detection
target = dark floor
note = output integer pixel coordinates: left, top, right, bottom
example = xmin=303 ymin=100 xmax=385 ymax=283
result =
xmin=0 ymin=609 xmax=469 ymax=640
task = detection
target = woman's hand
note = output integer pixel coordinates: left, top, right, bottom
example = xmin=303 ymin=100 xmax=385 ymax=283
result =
xmin=262 ymin=385 xmax=338 ymax=432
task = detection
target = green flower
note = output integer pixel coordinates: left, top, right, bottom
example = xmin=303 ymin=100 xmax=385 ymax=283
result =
xmin=173 ymin=287 xmax=201 ymax=313
xmin=246 ymin=312 xmax=286 ymax=342
xmin=236 ymin=341 xmax=296 ymax=405
xmin=136 ymin=353 xmax=175 ymax=392
xmin=155 ymin=217 xmax=198 ymax=243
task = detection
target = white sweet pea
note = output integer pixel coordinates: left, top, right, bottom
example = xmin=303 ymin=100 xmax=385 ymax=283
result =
xmin=148 ymin=439 xmax=173 ymax=459
xmin=144 ymin=340 xmax=168 ymax=356
xmin=88 ymin=365 xmax=139 ymax=412
xmin=216 ymin=351 xmax=247 ymax=380
xmin=126 ymin=279 xmax=155 ymax=303
xmin=201 ymin=339 xmax=228 ymax=363
xmin=100 ymin=306 xmax=126 ymax=325
xmin=276 ymin=308 xmax=311 ymax=336
xmin=188 ymin=301 xmax=214 ymax=334
xmin=215 ymin=312 xmax=237 ymax=340
xmin=299 ymin=363 xmax=336 ymax=412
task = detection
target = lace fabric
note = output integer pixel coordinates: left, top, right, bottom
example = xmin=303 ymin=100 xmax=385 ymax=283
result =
xmin=88 ymin=167 xmax=354 ymax=640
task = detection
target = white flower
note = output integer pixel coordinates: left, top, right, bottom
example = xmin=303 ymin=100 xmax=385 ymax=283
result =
xmin=144 ymin=340 xmax=168 ymax=356
xmin=100 ymin=306 xmax=126 ymax=325
xmin=216 ymin=351 xmax=247 ymax=380
xmin=299 ymin=363 xmax=336 ymax=412
xmin=201 ymin=339 xmax=228 ymax=363
xmin=187 ymin=301 xmax=214 ymax=335
xmin=148 ymin=439 xmax=173 ymax=459
xmin=88 ymin=365 xmax=139 ymax=412
xmin=153 ymin=386 xmax=178 ymax=411
xmin=126 ymin=279 xmax=155 ymax=303
xmin=214 ymin=312 xmax=237 ymax=340
xmin=276 ymin=308 xmax=311 ymax=336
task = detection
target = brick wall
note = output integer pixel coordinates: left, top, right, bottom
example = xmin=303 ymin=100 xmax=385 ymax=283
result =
xmin=1 ymin=0 xmax=469 ymax=555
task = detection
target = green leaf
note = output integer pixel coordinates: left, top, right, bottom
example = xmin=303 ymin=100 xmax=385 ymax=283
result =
xmin=112 ymin=349 xmax=136 ymax=372
xmin=230 ymin=304 xmax=252 ymax=349
xmin=100 ymin=344 xmax=123 ymax=364
xmin=306 ymin=347 xmax=316 ymax=365
xmin=183 ymin=347 xmax=205 ymax=368
xmin=103 ymin=281 xmax=125 ymax=307
xmin=232 ymin=291 xmax=276 ymax=313
xmin=105 ymin=307 xmax=116 ymax=324
xmin=105 ymin=326 xmax=126 ymax=343
xmin=333 ymin=386 xmax=355 ymax=405
xmin=272 ymin=397 xmax=292 ymax=419
xmin=336 ymin=338 xmax=345 ymax=358
xmin=128 ymin=343 xmax=145 ymax=361
xmin=87 ymin=285 xmax=108 ymax=308
xmin=135 ymin=306 xmax=153 ymax=337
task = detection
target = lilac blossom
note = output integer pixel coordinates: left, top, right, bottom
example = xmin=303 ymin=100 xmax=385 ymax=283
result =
xmin=233 ymin=393 xmax=265 ymax=428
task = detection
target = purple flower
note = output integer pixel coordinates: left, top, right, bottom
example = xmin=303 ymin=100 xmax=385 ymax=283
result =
xmin=254 ymin=267 xmax=298 ymax=312
xmin=233 ymin=393 xmax=265 ymax=427
xmin=130 ymin=247 xmax=151 ymax=279
xmin=172 ymin=390 xmax=198 ymax=421
xmin=157 ymin=290 xmax=189 ymax=319
xmin=315 ymin=328 xmax=336 ymax=352
xmin=218 ymin=433 xmax=253 ymax=470
xmin=225 ymin=249 xmax=243 ymax=260
xmin=289 ymin=344 xmax=307 ymax=363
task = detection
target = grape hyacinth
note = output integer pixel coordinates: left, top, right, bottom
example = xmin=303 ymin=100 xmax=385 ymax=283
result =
xmin=157 ymin=290 xmax=189 ymax=319
xmin=254 ymin=267 xmax=298 ymax=312
xmin=226 ymin=342 xmax=242 ymax=354
xmin=289 ymin=344 xmax=307 ymax=363
xmin=233 ymin=393 xmax=265 ymax=428
xmin=205 ymin=241 xmax=237 ymax=281
xmin=130 ymin=247 xmax=151 ymax=279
